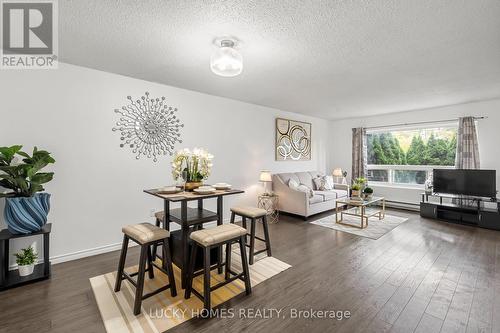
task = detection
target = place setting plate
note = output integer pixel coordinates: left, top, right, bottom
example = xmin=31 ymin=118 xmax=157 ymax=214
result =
xmin=212 ymin=183 xmax=232 ymax=190
xmin=193 ymin=186 xmax=217 ymax=195
xmin=157 ymin=186 xmax=183 ymax=194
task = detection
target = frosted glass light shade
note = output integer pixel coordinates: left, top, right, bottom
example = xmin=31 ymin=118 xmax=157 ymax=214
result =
xmin=259 ymin=170 xmax=272 ymax=182
xmin=210 ymin=40 xmax=243 ymax=77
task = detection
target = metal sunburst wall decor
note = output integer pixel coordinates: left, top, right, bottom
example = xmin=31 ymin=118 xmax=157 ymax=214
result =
xmin=112 ymin=92 xmax=184 ymax=162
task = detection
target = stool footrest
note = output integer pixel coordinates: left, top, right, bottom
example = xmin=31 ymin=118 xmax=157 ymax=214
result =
xmin=191 ymin=288 xmax=204 ymax=301
xmin=244 ymin=244 xmax=268 ymax=254
xmin=228 ymin=269 xmax=249 ymax=283
xmin=151 ymin=262 xmax=170 ymax=276
xmin=189 ymin=271 xmax=246 ymax=302
xmin=192 ymin=262 xmax=226 ymax=278
xmin=245 ymin=233 xmax=267 ymax=243
xmin=142 ymin=283 xmax=174 ymax=300
xmin=119 ymin=266 xmax=176 ymax=300
xmin=253 ymin=248 xmax=268 ymax=256
xmin=121 ymin=272 xmax=138 ymax=288
xmin=211 ymin=272 xmax=245 ymax=292
xmin=253 ymin=235 xmax=267 ymax=243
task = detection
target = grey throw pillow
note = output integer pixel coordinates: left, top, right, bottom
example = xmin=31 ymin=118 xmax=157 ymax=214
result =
xmin=313 ymin=177 xmax=323 ymax=190
xmin=313 ymin=176 xmax=334 ymax=191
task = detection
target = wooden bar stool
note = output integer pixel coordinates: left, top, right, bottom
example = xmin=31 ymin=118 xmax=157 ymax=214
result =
xmin=184 ymin=224 xmax=251 ymax=313
xmin=151 ymin=211 xmax=165 ymax=261
xmin=114 ymin=223 xmax=177 ymax=315
xmin=230 ymin=206 xmax=272 ymax=265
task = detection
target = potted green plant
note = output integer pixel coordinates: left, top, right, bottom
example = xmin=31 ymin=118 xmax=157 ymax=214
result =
xmin=351 ymin=184 xmax=362 ymax=197
xmin=354 ymin=177 xmax=367 ymax=188
xmin=363 ymin=187 xmax=374 ymax=200
xmin=15 ymin=246 xmax=38 ymax=276
xmin=351 ymin=177 xmax=367 ymax=197
xmin=0 ymin=145 xmax=55 ymax=234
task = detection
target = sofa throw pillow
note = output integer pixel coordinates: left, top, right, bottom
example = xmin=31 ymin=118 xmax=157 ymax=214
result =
xmin=297 ymin=184 xmax=314 ymax=198
xmin=288 ymin=179 xmax=313 ymax=197
xmin=288 ymin=178 xmax=300 ymax=190
xmin=312 ymin=177 xmax=323 ymax=190
xmin=313 ymin=176 xmax=334 ymax=191
xmin=324 ymin=175 xmax=334 ymax=190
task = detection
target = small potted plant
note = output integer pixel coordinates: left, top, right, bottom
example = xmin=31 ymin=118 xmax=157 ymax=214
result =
xmin=351 ymin=184 xmax=362 ymax=197
xmin=0 ymin=145 xmax=55 ymax=234
xmin=351 ymin=177 xmax=367 ymax=197
xmin=363 ymin=187 xmax=374 ymax=200
xmin=354 ymin=177 xmax=367 ymax=188
xmin=15 ymin=246 xmax=38 ymax=276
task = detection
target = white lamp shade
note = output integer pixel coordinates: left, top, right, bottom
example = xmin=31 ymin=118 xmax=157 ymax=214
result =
xmin=259 ymin=170 xmax=272 ymax=182
xmin=210 ymin=42 xmax=243 ymax=77
xmin=332 ymin=168 xmax=343 ymax=177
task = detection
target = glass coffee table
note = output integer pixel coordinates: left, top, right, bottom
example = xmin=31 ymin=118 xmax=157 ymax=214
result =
xmin=335 ymin=196 xmax=386 ymax=229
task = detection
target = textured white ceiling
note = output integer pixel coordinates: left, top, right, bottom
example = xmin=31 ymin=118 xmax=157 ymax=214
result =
xmin=59 ymin=0 xmax=500 ymax=120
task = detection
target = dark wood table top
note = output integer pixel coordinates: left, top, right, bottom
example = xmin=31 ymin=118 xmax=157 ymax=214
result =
xmin=144 ymin=188 xmax=244 ymax=202
xmin=0 ymin=223 xmax=52 ymax=240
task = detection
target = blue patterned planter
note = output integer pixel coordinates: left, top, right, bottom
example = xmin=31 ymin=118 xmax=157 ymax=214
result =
xmin=3 ymin=193 xmax=51 ymax=234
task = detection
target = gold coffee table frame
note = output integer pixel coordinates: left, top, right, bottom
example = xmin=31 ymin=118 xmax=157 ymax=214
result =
xmin=335 ymin=196 xmax=385 ymax=229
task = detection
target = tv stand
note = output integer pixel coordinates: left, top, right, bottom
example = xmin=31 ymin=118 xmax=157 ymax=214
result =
xmin=420 ymin=193 xmax=500 ymax=230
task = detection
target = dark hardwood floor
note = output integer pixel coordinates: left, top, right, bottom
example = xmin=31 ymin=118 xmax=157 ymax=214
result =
xmin=1 ymin=210 xmax=500 ymax=333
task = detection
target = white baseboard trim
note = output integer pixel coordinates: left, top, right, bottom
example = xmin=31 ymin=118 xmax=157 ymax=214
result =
xmin=9 ymin=241 xmax=140 ymax=270
xmin=50 ymin=241 xmax=140 ymax=265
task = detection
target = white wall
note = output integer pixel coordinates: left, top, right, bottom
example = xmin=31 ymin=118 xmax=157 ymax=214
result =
xmin=0 ymin=63 xmax=328 ymax=265
xmin=328 ymin=99 xmax=500 ymax=205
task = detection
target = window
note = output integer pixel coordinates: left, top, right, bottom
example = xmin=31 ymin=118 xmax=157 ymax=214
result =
xmin=367 ymin=125 xmax=457 ymax=186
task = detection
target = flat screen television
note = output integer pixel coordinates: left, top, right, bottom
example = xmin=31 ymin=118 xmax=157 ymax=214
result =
xmin=433 ymin=169 xmax=496 ymax=198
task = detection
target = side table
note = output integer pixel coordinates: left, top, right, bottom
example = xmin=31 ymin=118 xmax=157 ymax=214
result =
xmin=258 ymin=194 xmax=279 ymax=224
xmin=0 ymin=223 xmax=51 ymax=291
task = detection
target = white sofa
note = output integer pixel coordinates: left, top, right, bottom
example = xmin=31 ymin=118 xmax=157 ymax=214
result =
xmin=272 ymin=171 xmax=349 ymax=219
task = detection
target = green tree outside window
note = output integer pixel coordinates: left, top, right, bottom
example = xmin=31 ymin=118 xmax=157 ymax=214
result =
xmin=367 ymin=128 xmax=457 ymax=166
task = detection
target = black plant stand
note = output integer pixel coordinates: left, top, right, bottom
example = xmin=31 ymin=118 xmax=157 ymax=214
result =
xmin=0 ymin=223 xmax=51 ymax=291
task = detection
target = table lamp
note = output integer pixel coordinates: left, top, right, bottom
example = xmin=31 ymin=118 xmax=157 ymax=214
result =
xmin=259 ymin=170 xmax=272 ymax=195
xmin=332 ymin=168 xmax=343 ymax=183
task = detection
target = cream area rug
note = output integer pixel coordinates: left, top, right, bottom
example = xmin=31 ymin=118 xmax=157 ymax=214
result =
xmin=90 ymin=246 xmax=291 ymax=333
xmin=310 ymin=214 xmax=409 ymax=240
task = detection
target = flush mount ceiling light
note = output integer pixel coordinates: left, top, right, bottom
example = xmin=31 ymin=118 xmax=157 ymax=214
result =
xmin=210 ymin=39 xmax=243 ymax=77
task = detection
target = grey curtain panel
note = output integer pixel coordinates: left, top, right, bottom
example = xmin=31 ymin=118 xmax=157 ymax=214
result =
xmin=455 ymin=117 xmax=480 ymax=169
xmin=352 ymin=127 xmax=367 ymax=180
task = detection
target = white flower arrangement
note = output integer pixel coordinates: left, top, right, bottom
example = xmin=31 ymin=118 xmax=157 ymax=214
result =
xmin=171 ymin=148 xmax=214 ymax=182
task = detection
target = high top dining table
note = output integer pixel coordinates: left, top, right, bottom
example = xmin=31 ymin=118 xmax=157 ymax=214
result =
xmin=144 ymin=188 xmax=244 ymax=288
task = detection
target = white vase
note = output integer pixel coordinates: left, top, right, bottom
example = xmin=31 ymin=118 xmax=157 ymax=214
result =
xmin=18 ymin=264 xmax=35 ymax=276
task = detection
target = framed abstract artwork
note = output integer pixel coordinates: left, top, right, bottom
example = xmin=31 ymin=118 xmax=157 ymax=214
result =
xmin=275 ymin=118 xmax=311 ymax=161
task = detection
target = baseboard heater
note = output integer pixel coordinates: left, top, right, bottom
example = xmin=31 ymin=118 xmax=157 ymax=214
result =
xmin=382 ymin=200 xmax=420 ymax=212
